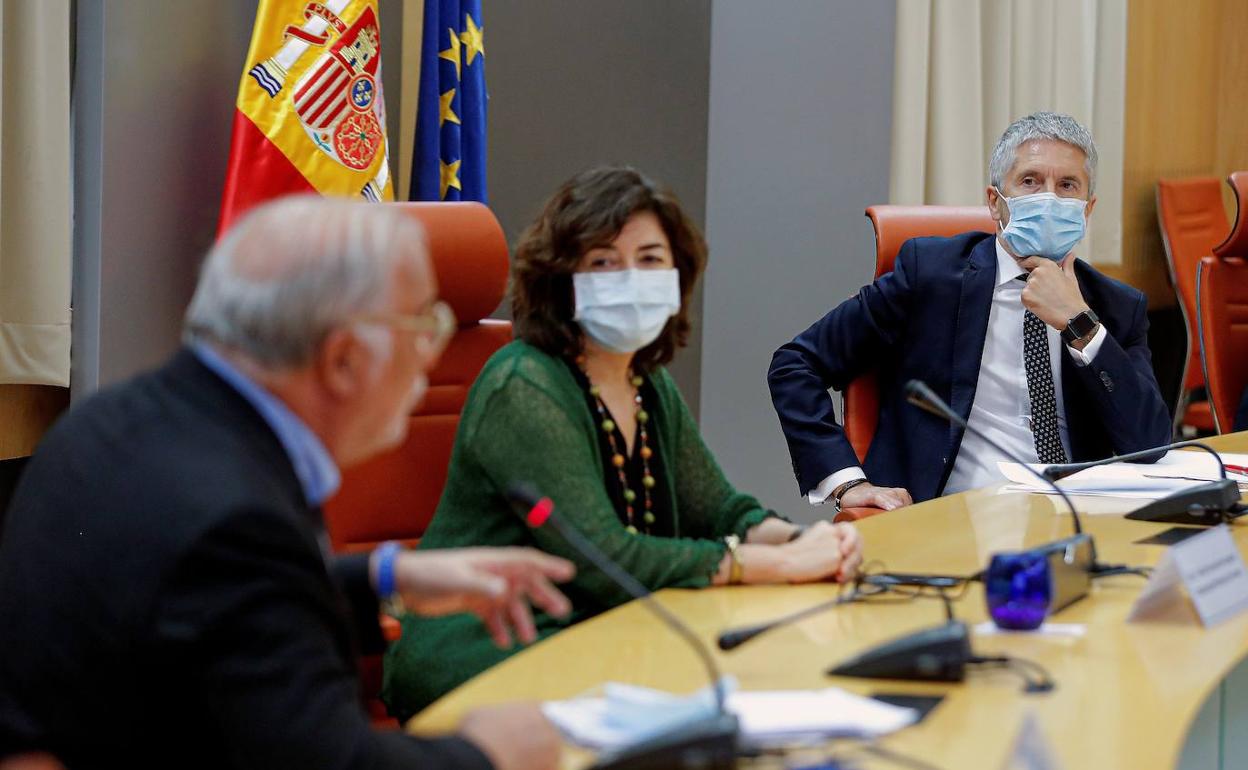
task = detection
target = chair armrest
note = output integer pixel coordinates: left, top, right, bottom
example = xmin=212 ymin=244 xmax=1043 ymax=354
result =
xmin=380 ymin=613 xmax=402 ymax=643
xmin=833 ymin=506 xmax=887 ymax=523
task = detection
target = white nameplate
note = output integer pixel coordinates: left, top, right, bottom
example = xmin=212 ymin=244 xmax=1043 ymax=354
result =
xmin=1128 ymin=525 xmax=1248 ymax=627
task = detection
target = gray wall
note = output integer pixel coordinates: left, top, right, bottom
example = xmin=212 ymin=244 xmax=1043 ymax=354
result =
xmin=700 ymin=0 xmax=897 ymax=522
xmin=72 ymin=0 xmax=258 ymax=393
xmin=71 ymin=0 xmax=407 ymax=394
xmin=486 ymin=0 xmax=711 ymax=415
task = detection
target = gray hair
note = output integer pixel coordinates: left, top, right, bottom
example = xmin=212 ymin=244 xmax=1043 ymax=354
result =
xmin=989 ymin=112 xmax=1098 ymax=194
xmin=184 ymin=195 xmax=427 ymax=368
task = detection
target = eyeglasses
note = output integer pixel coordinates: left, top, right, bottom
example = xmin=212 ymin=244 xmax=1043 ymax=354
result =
xmin=355 ymin=300 xmax=457 ymax=354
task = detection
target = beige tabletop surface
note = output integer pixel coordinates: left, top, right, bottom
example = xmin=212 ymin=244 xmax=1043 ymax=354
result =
xmin=409 ymin=433 xmax=1248 ymax=769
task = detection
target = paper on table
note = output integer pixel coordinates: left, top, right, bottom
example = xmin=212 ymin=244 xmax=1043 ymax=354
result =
xmin=996 ymin=453 xmax=1217 ymax=500
xmin=542 ymin=680 xmax=917 ymax=750
xmin=729 ymin=688 xmax=918 ymax=742
xmin=973 ymin=621 xmax=1086 ymax=638
xmin=1152 ymin=450 xmax=1248 ymax=481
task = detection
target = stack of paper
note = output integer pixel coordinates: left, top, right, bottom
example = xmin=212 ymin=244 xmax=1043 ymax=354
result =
xmin=997 ymin=450 xmax=1248 ymax=500
xmin=542 ymin=679 xmax=918 ymax=750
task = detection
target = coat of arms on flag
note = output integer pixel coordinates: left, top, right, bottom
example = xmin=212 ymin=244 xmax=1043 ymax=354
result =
xmin=219 ymin=0 xmax=394 ymax=234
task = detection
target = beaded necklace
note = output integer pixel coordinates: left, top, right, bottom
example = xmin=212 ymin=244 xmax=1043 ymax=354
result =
xmin=577 ymin=355 xmax=655 ymax=535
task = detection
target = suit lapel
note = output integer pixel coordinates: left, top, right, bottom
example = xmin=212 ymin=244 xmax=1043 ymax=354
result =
xmin=948 ymin=238 xmax=999 ymax=451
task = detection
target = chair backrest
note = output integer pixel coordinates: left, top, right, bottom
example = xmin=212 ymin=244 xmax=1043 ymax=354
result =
xmin=1196 ymin=255 xmax=1248 ymax=434
xmin=1214 ymin=171 xmax=1248 ymax=259
xmin=323 ymin=202 xmax=512 ymax=553
xmin=843 ymin=205 xmax=997 ymax=461
xmin=1155 ymin=177 xmax=1230 ymax=396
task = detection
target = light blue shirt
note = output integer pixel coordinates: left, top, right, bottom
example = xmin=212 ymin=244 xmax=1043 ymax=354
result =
xmin=193 ymin=343 xmax=341 ymax=507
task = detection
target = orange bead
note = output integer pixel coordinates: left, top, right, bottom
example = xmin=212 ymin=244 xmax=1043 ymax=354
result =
xmin=640 ymin=446 xmax=653 ymax=460
xmin=612 ymin=453 xmax=626 ymax=468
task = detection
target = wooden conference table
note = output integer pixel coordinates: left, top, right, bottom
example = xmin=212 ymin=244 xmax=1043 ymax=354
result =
xmin=410 ymin=433 xmax=1248 ymax=769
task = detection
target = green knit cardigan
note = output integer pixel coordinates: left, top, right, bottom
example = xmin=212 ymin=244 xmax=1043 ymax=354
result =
xmin=382 ymin=340 xmax=777 ymax=719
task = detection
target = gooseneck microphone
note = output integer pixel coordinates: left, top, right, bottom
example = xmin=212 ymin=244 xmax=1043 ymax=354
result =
xmin=904 ymin=379 xmax=1085 ymax=536
xmin=1041 ymin=440 xmax=1227 ymax=482
xmin=505 ymin=482 xmax=738 ymax=770
xmin=1042 ymin=440 xmax=1243 ymax=524
xmin=717 ymin=589 xmax=863 ymax=651
xmin=904 ymin=379 xmax=1099 ymax=608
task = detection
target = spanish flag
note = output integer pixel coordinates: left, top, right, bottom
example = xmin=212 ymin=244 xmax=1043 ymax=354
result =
xmin=218 ymin=0 xmax=394 ymax=234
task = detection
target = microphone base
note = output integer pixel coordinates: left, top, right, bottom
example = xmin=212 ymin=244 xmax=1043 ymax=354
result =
xmin=590 ymin=713 xmax=740 ymax=770
xmin=826 ymin=620 xmax=971 ymax=682
xmin=1125 ymin=479 xmax=1243 ymax=526
xmin=1029 ymin=534 xmax=1095 ymax=614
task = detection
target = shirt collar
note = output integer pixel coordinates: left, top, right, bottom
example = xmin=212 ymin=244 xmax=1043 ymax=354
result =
xmin=192 ymin=343 xmax=341 ymax=507
xmin=993 ymin=238 xmax=1027 ymax=288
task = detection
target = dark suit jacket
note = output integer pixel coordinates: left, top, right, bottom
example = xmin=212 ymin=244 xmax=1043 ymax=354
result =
xmin=0 ymin=350 xmax=490 ymax=770
xmin=769 ymin=232 xmax=1173 ymax=503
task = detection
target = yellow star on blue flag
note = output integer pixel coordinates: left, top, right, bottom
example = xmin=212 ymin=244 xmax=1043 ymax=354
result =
xmin=412 ymin=1 xmax=487 ymax=202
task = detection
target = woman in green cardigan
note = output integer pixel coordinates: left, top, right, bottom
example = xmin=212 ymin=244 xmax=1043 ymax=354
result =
xmin=382 ymin=166 xmax=864 ymax=720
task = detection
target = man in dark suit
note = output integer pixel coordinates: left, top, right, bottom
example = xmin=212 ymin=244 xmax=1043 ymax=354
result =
xmin=0 ymin=197 xmax=574 ymax=770
xmin=769 ymin=112 xmax=1171 ymax=510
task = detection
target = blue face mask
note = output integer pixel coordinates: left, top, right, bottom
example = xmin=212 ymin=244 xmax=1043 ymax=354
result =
xmin=995 ymin=189 xmax=1088 ymax=261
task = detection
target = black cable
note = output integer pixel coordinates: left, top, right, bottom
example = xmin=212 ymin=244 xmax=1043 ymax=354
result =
xmin=1090 ymin=565 xmax=1152 ymax=579
xmin=968 ymin=654 xmax=1056 ymax=694
xmin=865 ymin=575 xmax=978 ymax=608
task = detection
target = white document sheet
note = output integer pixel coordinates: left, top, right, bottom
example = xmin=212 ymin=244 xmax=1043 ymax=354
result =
xmin=996 ymin=450 xmax=1248 ymax=500
xmin=542 ymin=680 xmax=917 ymax=750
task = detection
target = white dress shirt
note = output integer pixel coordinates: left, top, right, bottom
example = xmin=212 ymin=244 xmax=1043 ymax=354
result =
xmin=810 ymin=239 xmax=1106 ymax=504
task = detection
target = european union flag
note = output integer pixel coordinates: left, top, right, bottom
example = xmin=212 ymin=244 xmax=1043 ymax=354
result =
xmin=410 ymin=0 xmax=486 ymax=202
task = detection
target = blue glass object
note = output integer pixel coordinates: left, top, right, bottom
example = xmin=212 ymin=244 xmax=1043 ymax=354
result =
xmin=985 ymin=552 xmax=1052 ymax=630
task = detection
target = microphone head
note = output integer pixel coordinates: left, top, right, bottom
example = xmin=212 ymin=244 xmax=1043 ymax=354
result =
xmin=716 ymin=623 xmax=769 ymax=652
xmin=903 ymin=379 xmax=947 ymax=418
xmin=903 ymin=379 xmax=929 ymax=400
xmin=504 ymin=482 xmax=554 ymax=528
xmin=1041 ymin=465 xmax=1070 ymax=482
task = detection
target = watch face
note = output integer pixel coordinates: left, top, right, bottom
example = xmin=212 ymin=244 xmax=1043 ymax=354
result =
xmin=1066 ymin=311 xmax=1096 ymax=340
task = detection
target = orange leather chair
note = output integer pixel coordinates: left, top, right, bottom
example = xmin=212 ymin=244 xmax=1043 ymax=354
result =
xmin=1197 ymin=171 xmax=1248 ymax=433
xmin=1213 ymin=171 xmax=1248 ymax=259
xmin=836 ymin=205 xmax=996 ymax=523
xmin=1196 ymin=255 xmax=1248 ymax=434
xmin=322 ymin=201 xmax=511 ymax=726
xmin=324 ymin=202 xmax=511 ymax=553
xmin=1156 ymin=177 xmax=1229 ymax=434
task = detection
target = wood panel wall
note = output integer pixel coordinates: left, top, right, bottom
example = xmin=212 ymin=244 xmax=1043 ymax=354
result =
xmin=0 ymin=385 xmax=68 ymax=460
xmin=1115 ymin=0 xmax=1248 ymax=307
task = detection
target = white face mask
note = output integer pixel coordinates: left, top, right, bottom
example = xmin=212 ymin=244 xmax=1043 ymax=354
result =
xmin=572 ymin=268 xmax=681 ymax=354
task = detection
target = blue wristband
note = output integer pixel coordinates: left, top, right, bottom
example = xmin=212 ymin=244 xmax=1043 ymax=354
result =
xmin=375 ymin=541 xmax=402 ymax=599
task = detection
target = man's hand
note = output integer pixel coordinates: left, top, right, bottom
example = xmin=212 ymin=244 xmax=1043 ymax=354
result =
xmin=390 ymin=547 xmax=575 ymax=648
xmin=459 ymin=703 xmax=562 ymax=770
xmin=1019 ymin=255 xmax=1089 ymax=330
xmin=839 ymin=483 xmax=912 ymax=511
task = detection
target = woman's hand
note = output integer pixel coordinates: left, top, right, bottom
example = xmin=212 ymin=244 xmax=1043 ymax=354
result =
xmin=774 ymin=521 xmax=863 ymax=584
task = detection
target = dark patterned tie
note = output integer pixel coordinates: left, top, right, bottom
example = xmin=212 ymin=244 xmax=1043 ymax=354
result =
xmin=1022 ymin=305 xmax=1068 ymax=464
